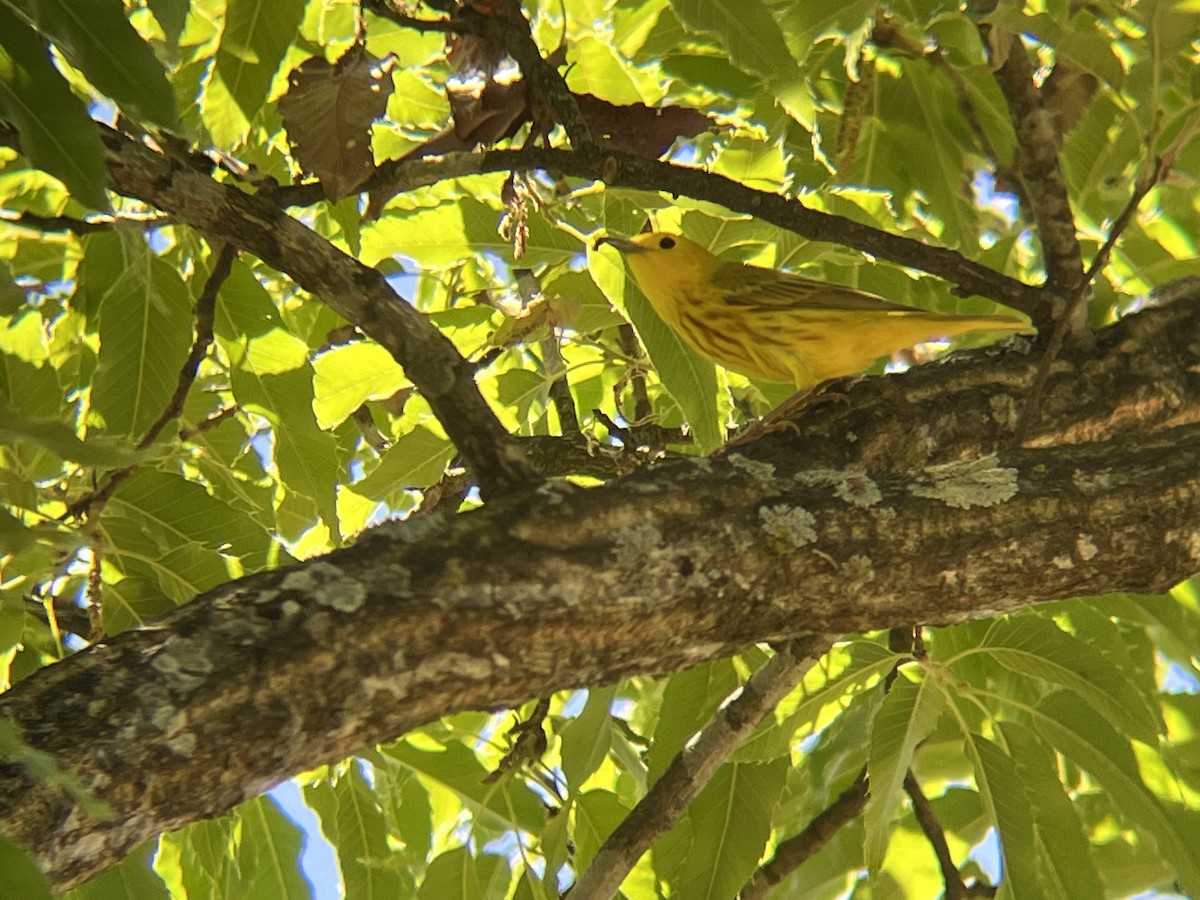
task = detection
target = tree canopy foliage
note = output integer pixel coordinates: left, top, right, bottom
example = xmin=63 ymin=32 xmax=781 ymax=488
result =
xmin=1 ymin=0 xmax=1199 ymax=897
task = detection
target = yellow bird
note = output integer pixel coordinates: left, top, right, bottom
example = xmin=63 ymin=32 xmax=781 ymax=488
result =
xmin=598 ymin=232 xmax=1034 ymax=391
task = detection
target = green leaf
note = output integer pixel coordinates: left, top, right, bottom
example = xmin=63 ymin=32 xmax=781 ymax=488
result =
xmin=966 ymin=733 xmax=1048 ymax=899
xmin=352 ymin=425 xmax=454 ymax=497
xmin=1035 ymin=691 xmax=1200 ymax=895
xmin=417 ymin=848 xmax=509 ymax=900
xmin=0 ymin=7 xmax=108 ymax=209
xmin=305 ymin=767 xmax=410 ymax=898
xmin=383 ymin=738 xmax=547 ymax=835
xmin=667 ymin=0 xmax=813 ymax=125
xmin=215 ymin=0 xmax=307 ymax=120
xmin=655 ymin=759 xmax=789 ymax=900
xmin=0 ymin=833 xmax=52 ymax=900
xmin=312 ymin=342 xmax=408 ymax=430
xmin=1001 ymin=722 xmax=1105 ymax=900
xmin=0 ymin=403 xmax=135 ymax=467
xmin=646 ymin=658 xmax=740 ymax=780
xmin=572 ymin=789 xmax=631 ymax=874
xmin=590 ymin=243 xmax=723 ymax=452
xmin=65 ymin=842 xmax=167 ymax=899
xmin=4 ymin=0 xmax=178 ymax=128
xmin=82 ymin=233 xmax=195 ymax=441
xmin=976 ymin=614 xmax=1159 ymax=743
xmin=226 ymin=796 xmax=309 ymax=900
xmin=863 ymin=669 xmax=946 ymax=873
xmin=560 ymin=686 xmax=616 ymax=793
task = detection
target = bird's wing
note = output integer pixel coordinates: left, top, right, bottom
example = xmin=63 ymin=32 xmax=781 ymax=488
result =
xmin=713 ymin=262 xmax=917 ymax=313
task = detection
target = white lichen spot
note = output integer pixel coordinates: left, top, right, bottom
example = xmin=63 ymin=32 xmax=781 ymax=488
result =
xmin=280 ymin=569 xmax=316 ymax=592
xmin=1052 ymin=555 xmax=1074 ymax=569
xmin=840 ymin=554 xmax=876 ymax=584
xmin=392 ymin=648 xmax=407 ymax=669
xmin=492 ymin=651 xmax=511 ymax=667
xmin=726 ymin=453 xmax=776 ymax=482
xmin=835 ymin=474 xmax=882 ymax=508
xmin=1072 ymin=468 xmax=1115 ymax=493
xmin=167 ymin=733 xmax=197 ymax=756
xmin=613 ymin=522 xmax=663 ymax=563
xmin=909 ymin=456 xmax=1019 ymax=509
xmin=417 ymin=652 xmax=493 ymax=680
xmin=316 ymin=579 xmax=367 ymax=613
xmin=939 ymin=570 xmax=960 ymax=587
xmin=1075 ymin=534 xmax=1098 ymax=561
xmin=1165 ymin=528 xmax=1200 ymax=562
xmin=361 ymin=672 xmax=413 ymax=699
xmin=759 ymin=504 xmax=817 ymax=549
xmin=150 ymin=704 xmax=186 ymax=733
xmin=253 ymin=589 xmax=279 ymax=605
xmin=794 ymin=468 xmax=881 ymax=507
xmin=280 ymin=599 xmax=302 ymax=619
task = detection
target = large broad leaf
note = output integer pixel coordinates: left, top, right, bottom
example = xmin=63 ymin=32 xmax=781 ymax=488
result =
xmin=863 ymin=669 xmax=946 ymax=874
xmin=667 ymin=0 xmax=812 ymax=126
xmin=304 ymin=767 xmax=410 ymax=899
xmin=0 ymin=8 xmax=108 ymax=209
xmin=653 ymin=758 xmax=790 ymax=900
xmin=3 ymin=0 xmax=178 ymax=128
xmin=1000 ymin=722 xmax=1106 ymax=900
xmin=417 ymin=847 xmax=509 ymax=900
xmin=81 ymin=233 xmax=195 ymax=441
xmin=65 ymin=842 xmax=167 ymax=900
xmin=214 ymin=0 xmax=310 ymax=121
xmin=1034 ymin=691 xmax=1200 ymax=896
xmin=975 ymin=615 xmax=1159 ymax=743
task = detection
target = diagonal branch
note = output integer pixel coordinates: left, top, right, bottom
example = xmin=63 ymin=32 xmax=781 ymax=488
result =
xmin=569 ymin=636 xmax=834 ymax=900
xmin=983 ymin=27 xmax=1084 ymax=306
xmin=5 ymin=298 xmax=1200 ymax=888
xmin=95 ymin=127 xmax=540 ymax=499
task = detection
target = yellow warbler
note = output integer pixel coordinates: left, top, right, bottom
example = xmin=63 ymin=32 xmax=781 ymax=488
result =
xmin=598 ymin=232 xmax=1034 ymax=390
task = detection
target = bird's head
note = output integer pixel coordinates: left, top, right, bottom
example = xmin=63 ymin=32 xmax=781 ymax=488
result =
xmin=595 ymin=232 xmax=723 ymax=298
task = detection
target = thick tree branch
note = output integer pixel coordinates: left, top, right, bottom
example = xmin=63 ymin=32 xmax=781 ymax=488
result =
xmin=96 ymin=127 xmax=539 ymax=499
xmin=3 ymin=300 xmax=1200 ymax=888
xmin=570 ymin=636 xmax=833 ymax=899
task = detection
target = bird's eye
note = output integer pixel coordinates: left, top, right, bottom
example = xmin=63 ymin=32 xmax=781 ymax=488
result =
xmin=659 ymin=237 xmax=676 ymax=250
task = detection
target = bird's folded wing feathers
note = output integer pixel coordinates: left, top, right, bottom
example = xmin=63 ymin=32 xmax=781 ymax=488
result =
xmin=713 ymin=263 xmax=918 ymax=312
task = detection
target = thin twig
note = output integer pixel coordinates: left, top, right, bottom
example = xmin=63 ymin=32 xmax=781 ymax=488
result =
xmin=64 ymin=245 xmax=236 ymax=520
xmin=739 ymin=769 xmax=870 ymax=900
xmin=568 ymin=636 xmax=834 ymax=900
xmin=905 ymin=770 xmax=973 ymax=900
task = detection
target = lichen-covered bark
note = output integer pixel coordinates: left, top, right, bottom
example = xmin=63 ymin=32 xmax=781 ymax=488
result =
xmin=3 ymin=298 xmax=1200 ymax=889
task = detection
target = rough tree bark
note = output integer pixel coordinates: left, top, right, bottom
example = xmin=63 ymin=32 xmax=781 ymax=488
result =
xmin=2 ymin=292 xmax=1200 ymax=889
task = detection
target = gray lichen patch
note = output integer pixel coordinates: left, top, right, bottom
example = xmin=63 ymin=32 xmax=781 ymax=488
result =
xmin=612 ymin=522 xmax=664 ymax=566
xmin=794 ymin=469 xmax=883 ymax=508
xmin=909 ymin=456 xmax=1019 ymax=509
xmin=726 ymin=454 xmax=777 ymax=483
xmin=315 ymin=580 xmax=367 ymax=613
xmin=759 ymin=504 xmax=818 ymax=549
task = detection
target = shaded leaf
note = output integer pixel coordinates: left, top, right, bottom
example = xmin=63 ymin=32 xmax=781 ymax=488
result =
xmin=0 ymin=8 xmax=108 ymax=209
xmin=280 ymin=45 xmax=394 ymax=201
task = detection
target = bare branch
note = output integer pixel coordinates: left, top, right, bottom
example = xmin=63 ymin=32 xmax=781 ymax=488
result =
xmin=363 ymin=147 xmax=1049 ymax=317
xmin=570 ymin=637 xmax=833 ymax=900
xmin=984 ymin=28 xmax=1084 ymax=305
xmin=96 ymin=126 xmax=540 ymax=499
xmin=5 ymin=298 xmax=1200 ymax=888
xmin=905 ymin=771 xmax=975 ymax=900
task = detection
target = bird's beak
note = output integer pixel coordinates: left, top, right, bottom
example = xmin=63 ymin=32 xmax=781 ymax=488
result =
xmin=594 ymin=235 xmax=647 ymax=254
